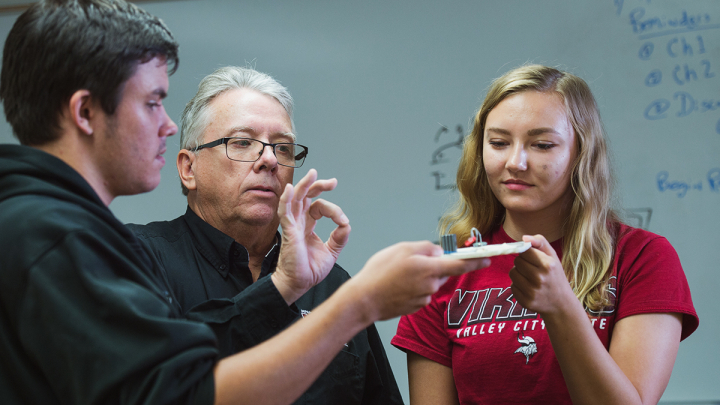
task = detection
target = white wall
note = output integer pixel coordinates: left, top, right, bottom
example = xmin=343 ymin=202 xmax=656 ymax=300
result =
xmin=1 ymin=1 xmax=718 ymax=402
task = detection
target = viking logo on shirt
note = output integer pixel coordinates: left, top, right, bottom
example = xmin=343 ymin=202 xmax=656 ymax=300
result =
xmin=514 ymin=333 xmax=537 ymax=364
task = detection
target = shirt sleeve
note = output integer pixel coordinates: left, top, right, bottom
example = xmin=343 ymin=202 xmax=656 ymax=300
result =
xmin=361 ymin=323 xmax=404 ymax=405
xmin=13 ymin=231 xmax=218 ymax=405
xmin=392 ymin=292 xmax=454 ymax=368
xmin=615 ymin=234 xmax=699 ymax=341
xmin=130 ymin=222 xmax=301 ymax=358
xmin=185 ymin=276 xmax=301 ymax=356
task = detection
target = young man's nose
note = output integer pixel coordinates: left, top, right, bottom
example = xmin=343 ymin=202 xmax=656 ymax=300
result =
xmin=161 ymin=114 xmax=178 ymax=138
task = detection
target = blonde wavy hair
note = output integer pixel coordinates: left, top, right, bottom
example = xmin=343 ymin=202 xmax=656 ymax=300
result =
xmin=440 ymin=65 xmax=618 ymax=311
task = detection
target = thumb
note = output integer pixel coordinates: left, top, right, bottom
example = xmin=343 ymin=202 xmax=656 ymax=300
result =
xmin=522 ymin=234 xmax=559 ymax=260
xmin=404 ymin=241 xmax=444 ymax=258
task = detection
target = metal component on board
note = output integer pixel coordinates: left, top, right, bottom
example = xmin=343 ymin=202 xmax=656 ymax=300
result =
xmin=440 ymin=234 xmax=457 ymax=254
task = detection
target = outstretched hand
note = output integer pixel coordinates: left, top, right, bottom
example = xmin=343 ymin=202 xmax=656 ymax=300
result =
xmin=510 ymin=234 xmax=577 ymax=317
xmin=272 ymin=169 xmax=351 ymax=305
xmin=347 ymin=241 xmax=491 ymax=322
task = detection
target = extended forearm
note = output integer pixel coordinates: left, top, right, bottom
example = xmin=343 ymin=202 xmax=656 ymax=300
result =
xmin=213 ymin=279 xmax=371 ymax=405
xmin=213 ymin=240 xmax=488 ymax=404
xmin=542 ymin=304 xmax=642 ymax=405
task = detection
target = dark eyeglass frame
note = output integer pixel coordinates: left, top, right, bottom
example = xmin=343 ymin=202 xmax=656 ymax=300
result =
xmin=193 ymin=137 xmax=309 ymax=168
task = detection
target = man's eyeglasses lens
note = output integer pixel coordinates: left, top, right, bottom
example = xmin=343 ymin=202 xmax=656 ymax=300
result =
xmin=226 ymin=138 xmax=307 ymax=168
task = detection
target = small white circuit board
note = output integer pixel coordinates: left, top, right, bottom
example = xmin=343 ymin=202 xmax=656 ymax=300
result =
xmin=441 ymin=241 xmax=531 ymax=260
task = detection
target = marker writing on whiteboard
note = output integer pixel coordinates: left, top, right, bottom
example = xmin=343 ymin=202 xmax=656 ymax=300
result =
xmin=656 ymin=168 xmax=720 ymax=197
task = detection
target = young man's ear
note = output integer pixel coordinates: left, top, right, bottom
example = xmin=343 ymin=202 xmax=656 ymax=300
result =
xmin=67 ymin=90 xmax=97 ymax=136
xmin=177 ymin=149 xmax=198 ymax=192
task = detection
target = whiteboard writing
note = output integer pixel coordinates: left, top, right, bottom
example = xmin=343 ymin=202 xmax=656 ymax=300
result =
xmin=644 ymin=92 xmax=720 ymax=121
xmin=656 ymin=168 xmax=720 ymax=197
xmin=430 ymin=124 xmax=464 ymax=190
xmin=620 ymin=5 xmax=720 ymax=134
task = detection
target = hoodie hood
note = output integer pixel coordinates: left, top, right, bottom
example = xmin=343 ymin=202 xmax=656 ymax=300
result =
xmin=0 ymin=144 xmax=105 ymax=207
xmin=0 ymin=144 xmax=134 ymax=240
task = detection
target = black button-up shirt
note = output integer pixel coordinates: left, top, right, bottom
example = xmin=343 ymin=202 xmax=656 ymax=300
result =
xmin=128 ymin=207 xmax=403 ymax=404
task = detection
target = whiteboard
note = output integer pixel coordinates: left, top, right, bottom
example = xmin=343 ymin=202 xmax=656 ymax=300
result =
xmin=0 ymin=0 xmax=717 ymax=402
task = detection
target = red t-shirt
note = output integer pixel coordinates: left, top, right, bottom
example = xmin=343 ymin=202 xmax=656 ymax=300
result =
xmin=392 ymin=224 xmax=699 ymax=404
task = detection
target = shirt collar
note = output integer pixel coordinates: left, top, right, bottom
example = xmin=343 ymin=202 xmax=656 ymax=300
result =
xmin=266 ymin=234 xmax=279 ymax=257
xmin=260 ymin=233 xmax=282 ymax=278
xmin=183 ymin=206 xmax=282 ymax=278
xmin=183 ymin=206 xmax=246 ymax=278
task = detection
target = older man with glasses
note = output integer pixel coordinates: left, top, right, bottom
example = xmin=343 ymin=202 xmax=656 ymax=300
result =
xmin=127 ymin=66 xmax=403 ymax=404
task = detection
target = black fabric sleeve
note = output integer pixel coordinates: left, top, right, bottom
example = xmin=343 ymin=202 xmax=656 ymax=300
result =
xmin=185 ymin=275 xmax=301 ymax=356
xmin=10 ymin=231 xmax=218 ymax=405
xmin=362 ymin=324 xmax=405 ymax=405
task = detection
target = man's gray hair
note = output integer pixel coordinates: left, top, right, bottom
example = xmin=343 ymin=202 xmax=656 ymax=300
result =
xmin=180 ymin=66 xmax=295 ymax=151
xmin=179 ymin=66 xmax=295 ymax=195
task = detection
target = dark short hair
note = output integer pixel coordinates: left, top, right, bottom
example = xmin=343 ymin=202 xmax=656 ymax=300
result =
xmin=0 ymin=0 xmax=179 ymax=146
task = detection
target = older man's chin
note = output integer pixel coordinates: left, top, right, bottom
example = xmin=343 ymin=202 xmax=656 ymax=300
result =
xmin=237 ymin=205 xmax=281 ymax=227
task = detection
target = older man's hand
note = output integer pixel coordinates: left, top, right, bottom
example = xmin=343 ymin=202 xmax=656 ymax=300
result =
xmin=272 ymin=169 xmax=351 ymax=305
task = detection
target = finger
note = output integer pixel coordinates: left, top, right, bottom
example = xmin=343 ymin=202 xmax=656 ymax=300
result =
xmin=512 ymin=256 xmax=544 ymax=286
xmin=306 ymin=178 xmax=338 ymax=199
xmin=516 ymin=245 xmax=549 ymax=270
xmin=292 ymin=168 xmax=318 ymax=202
xmin=435 ymin=257 xmax=491 ymax=278
xmin=277 ymin=183 xmax=294 ymax=218
xmin=327 ymin=223 xmax=351 ymax=254
xmin=399 ymin=240 xmax=444 ymax=257
xmin=522 ymin=234 xmax=559 ymax=260
xmin=307 ymin=199 xmax=349 ymax=225
xmin=510 ymin=282 xmax=531 ymax=308
xmin=513 ymin=252 xmax=540 ymax=274
xmin=430 ymin=276 xmax=451 ymax=294
xmin=509 ymin=264 xmax=533 ymax=286
xmin=509 ymin=266 xmax=534 ymax=296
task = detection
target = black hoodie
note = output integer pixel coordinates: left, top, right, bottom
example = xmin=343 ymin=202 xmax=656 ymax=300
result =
xmin=0 ymin=144 xmax=217 ymax=404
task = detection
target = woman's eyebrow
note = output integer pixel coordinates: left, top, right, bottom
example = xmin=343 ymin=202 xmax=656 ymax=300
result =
xmin=527 ymin=127 xmax=560 ymax=136
xmin=485 ymin=127 xmax=511 ymax=135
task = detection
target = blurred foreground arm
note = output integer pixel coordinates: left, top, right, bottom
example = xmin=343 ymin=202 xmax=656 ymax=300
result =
xmin=214 ymin=240 xmax=490 ymax=405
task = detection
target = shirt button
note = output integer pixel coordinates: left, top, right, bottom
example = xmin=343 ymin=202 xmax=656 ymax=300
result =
xmin=219 ymin=265 xmax=226 ymax=270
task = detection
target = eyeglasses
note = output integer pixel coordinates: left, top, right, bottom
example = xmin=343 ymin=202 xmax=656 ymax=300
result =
xmin=194 ymin=137 xmax=309 ymax=168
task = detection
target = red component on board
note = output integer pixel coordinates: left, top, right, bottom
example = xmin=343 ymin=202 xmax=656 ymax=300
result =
xmin=463 ymin=236 xmax=476 ymax=247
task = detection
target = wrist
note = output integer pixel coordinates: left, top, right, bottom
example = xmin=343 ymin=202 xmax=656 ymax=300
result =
xmin=336 ymin=276 xmax=380 ymax=326
xmin=271 ymin=271 xmax=303 ymax=306
xmin=539 ymin=289 xmax=587 ymax=328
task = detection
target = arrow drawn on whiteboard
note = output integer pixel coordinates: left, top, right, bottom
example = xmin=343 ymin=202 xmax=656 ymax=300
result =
xmin=431 ymin=124 xmax=464 ymax=165
xmin=626 ymin=208 xmax=653 ymax=230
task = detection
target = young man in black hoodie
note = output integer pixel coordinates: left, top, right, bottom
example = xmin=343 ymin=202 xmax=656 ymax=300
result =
xmin=0 ymin=0 xmax=490 ymax=404
xmin=0 ymin=1 xmax=489 ymax=404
